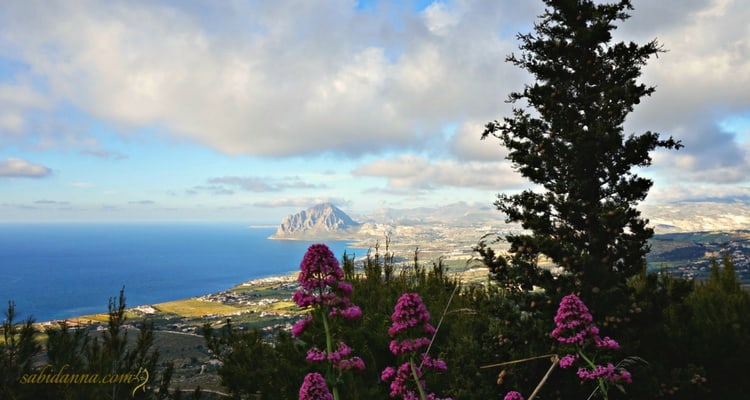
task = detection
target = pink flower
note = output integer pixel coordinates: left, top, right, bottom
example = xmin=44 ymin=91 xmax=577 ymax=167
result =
xmin=381 ymin=366 xmax=396 ymax=381
xmin=576 ymin=363 xmax=632 ymax=384
xmin=294 ymin=244 xmax=366 ymax=397
xmin=504 ymin=391 xmax=525 ymax=400
xmin=297 ymin=244 xmax=343 ymax=292
xmin=382 ymin=292 xmax=449 ymax=399
xmin=551 ymin=294 xmax=632 ymax=387
xmin=292 ymin=314 xmax=313 ymax=337
xmin=293 ymin=244 xmax=362 ymax=322
xmin=595 ymin=336 xmax=620 ymax=350
xmin=299 ymin=372 xmax=333 ymax=400
xmin=551 ymin=294 xmax=595 ymax=345
xmin=306 ymin=348 xmax=327 ymax=363
xmin=389 ymin=293 xmax=436 ymax=337
xmin=559 ymin=354 xmax=579 ymax=368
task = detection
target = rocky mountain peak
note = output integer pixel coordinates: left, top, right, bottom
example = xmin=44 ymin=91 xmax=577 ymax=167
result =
xmin=271 ymin=203 xmax=360 ymax=239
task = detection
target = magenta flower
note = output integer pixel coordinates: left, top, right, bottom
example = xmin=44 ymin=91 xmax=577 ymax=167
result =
xmin=293 ymin=244 xmax=362 ymax=337
xmin=293 ymin=244 xmax=365 ymax=400
xmin=551 ymin=294 xmax=632 ymax=396
xmin=551 ymin=293 xmax=596 ymax=345
xmin=298 ymin=244 xmax=343 ymax=291
xmin=388 ymin=293 xmax=436 ymax=337
xmin=559 ymin=354 xmax=579 ymax=368
xmin=576 ymin=363 xmax=632 ymax=384
xmin=595 ymin=336 xmax=620 ymax=351
xmin=382 ymin=292 xmax=451 ymax=400
xmin=299 ymin=372 xmax=333 ymax=400
xmin=292 ymin=314 xmax=313 ymax=337
xmin=326 ymin=342 xmax=366 ymax=371
xmin=503 ymin=391 xmax=525 ymax=400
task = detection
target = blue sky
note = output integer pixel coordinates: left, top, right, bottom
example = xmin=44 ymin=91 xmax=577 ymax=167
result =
xmin=1 ymin=0 xmax=749 ymax=223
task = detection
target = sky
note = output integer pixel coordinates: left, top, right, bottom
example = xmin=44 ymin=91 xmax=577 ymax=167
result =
xmin=0 ymin=0 xmax=749 ymax=223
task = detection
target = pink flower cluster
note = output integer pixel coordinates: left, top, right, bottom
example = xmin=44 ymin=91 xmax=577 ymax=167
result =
xmin=291 ymin=244 xmax=362 ymax=337
xmin=503 ymin=391 xmax=525 ymax=400
xmin=299 ymin=372 xmax=333 ymax=400
xmin=293 ymin=244 xmax=365 ymax=400
xmin=388 ymin=292 xmax=436 ymax=337
xmin=382 ymin=293 xmax=451 ymax=400
xmin=306 ymin=342 xmax=365 ymax=371
xmin=552 ymin=294 xmax=631 ymax=385
xmin=576 ymin=363 xmax=632 ymax=384
xmin=551 ymin=294 xmax=621 ymax=351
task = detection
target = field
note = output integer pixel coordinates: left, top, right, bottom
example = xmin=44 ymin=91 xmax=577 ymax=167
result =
xmin=154 ymin=299 xmax=245 ymax=318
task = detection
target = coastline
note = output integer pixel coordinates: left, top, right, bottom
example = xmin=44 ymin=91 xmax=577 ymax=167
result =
xmin=38 ymin=271 xmax=303 ymax=328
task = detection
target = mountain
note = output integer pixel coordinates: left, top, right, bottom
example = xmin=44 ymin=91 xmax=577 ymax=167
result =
xmin=270 ymin=203 xmax=361 ymax=240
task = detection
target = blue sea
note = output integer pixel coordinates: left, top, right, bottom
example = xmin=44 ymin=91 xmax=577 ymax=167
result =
xmin=0 ymin=223 xmax=362 ymax=322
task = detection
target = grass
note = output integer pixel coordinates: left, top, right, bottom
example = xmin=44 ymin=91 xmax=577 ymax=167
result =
xmin=155 ymin=299 xmax=245 ymax=318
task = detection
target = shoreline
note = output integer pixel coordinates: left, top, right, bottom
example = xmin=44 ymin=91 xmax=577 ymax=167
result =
xmin=37 ymin=271 xmax=303 ymax=328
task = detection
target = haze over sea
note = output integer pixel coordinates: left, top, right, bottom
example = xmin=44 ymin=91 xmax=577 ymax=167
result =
xmin=0 ymin=223 xmax=359 ymax=322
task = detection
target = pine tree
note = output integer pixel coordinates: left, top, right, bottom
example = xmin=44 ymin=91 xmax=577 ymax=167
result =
xmin=0 ymin=302 xmax=41 ymax=400
xmin=481 ymin=0 xmax=681 ymax=311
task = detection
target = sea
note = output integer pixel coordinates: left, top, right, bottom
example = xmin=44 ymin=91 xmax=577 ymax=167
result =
xmin=0 ymin=223 xmax=363 ymax=322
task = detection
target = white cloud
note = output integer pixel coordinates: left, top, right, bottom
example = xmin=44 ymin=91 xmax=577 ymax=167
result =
xmin=205 ymin=175 xmax=324 ymax=192
xmin=352 ymin=155 xmax=524 ymax=190
xmin=0 ymin=0 xmax=523 ymax=157
xmin=622 ymin=0 xmax=750 ymax=183
xmin=71 ymin=181 xmax=94 ymax=188
xmin=0 ymin=0 xmax=748 ymax=197
xmin=253 ymin=197 xmax=350 ymax=208
xmin=0 ymin=157 xmax=51 ymax=178
xmin=449 ymin=120 xmax=508 ymax=161
xmin=647 ymin=182 xmax=750 ymax=204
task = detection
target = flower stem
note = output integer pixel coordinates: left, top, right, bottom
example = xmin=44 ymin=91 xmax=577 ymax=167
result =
xmin=321 ymin=311 xmax=339 ymax=400
xmin=409 ymin=358 xmax=428 ymax=400
xmin=578 ymin=350 xmax=608 ymax=400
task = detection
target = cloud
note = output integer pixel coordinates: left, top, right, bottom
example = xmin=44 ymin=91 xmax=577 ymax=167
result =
xmin=34 ymin=199 xmax=70 ymax=205
xmin=0 ymin=0 xmax=748 ymax=195
xmin=71 ymin=181 xmax=94 ymax=188
xmin=0 ymin=157 xmax=52 ymax=178
xmin=621 ymin=0 xmax=750 ymax=184
xmin=187 ymin=185 xmax=234 ymax=196
xmin=449 ymin=120 xmax=509 ymax=161
xmin=253 ymin=197 xmax=351 ymax=208
xmin=352 ymin=155 xmax=525 ymax=190
xmin=646 ymin=182 xmax=750 ymax=204
xmin=128 ymin=200 xmax=155 ymax=205
xmin=81 ymin=148 xmax=128 ymax=160
xmin=0 ymin=82 xmax=52 ymax=144
xmin=0 ymin=0 xmax=524 ymax=157
xmin=206 ymin=176 xmax=324 ymax=193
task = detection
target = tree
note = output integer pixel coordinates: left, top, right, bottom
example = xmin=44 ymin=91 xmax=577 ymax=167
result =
xmin=203 ymin=322 xmax=306 ymax=399
xmin=0 ymin=302 xmax=41 ymax=400
xmin=481 ymin=0 xmax=681 ymax=312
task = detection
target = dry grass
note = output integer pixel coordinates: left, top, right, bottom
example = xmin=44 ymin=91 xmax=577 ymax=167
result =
xmin=154 ymin=299 xmax=244 ymax=318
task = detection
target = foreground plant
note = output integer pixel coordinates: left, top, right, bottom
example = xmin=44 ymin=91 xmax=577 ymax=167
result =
xmin=292 ymin=244 xmax=364 ymax=400
xmin=381 ymin=292 xmax=451 ymax=400
xmin=503 ymin=391 xmax=525 ymax=400
xmin=552 ymin=294 xmax=632 ymax=399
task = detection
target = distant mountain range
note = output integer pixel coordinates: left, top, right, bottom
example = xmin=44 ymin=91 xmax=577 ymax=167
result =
xmin=268 ymin=200 xmax=750 ymax=242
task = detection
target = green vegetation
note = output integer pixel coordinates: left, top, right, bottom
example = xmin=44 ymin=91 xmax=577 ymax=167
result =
xmin=1 ymin=289 xmax=183 ymax=400
xmin=4 ymin=1 xmax=750 ymax=399
xmin=481 ymin=0 xmax=682 ymax=315
xmin=199 ymin=245 xmax=750 ymax=399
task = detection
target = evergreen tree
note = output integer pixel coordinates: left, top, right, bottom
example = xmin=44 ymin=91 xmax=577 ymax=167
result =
xmin=0 ymin=302 xmax=41 ymax=400
xmin=481 ymin=0 xmax=681 ymax=311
